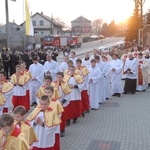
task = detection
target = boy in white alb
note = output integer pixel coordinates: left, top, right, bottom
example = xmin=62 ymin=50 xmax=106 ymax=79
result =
xmin=52 ymin=72 xmax=71 ymax=137
xmin=27 ymin=95 xmax=61 ymax=150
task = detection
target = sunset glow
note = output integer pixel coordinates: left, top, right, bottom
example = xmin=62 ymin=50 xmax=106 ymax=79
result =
xmin=0 ymin=0 xmax=150 ymax=25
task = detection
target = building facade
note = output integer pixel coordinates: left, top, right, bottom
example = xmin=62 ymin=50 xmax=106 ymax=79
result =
xmin=0 ymin=22 xmax=31 ymax=49
xmin=71 ymin=16 xmax=92 ymax=36
xmin=30 ymin=12 xmax=63 ymax=35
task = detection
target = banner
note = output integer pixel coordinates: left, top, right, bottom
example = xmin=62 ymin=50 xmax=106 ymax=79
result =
xmin=25 ymin=0 xmax=34 ymax=36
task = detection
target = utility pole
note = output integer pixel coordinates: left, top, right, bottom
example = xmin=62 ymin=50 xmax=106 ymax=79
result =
xmin=5 ymin=0 xmax=10 ymax=49
xmin=5 ymin=0 xmax=16 ymax=49
xmin=50 ymin=14 xmax=53 ymax=35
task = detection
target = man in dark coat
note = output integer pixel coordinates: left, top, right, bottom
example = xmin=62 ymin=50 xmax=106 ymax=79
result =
xmin=21 ymin=50 xmax=30 ymax=69
xmin=10 ymin=50 xmax=20 ymax=75
xmin=1 ymin=48 xmax=11 ymax=79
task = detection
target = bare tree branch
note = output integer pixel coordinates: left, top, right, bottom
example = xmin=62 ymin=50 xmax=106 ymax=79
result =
xmin=138 ymin=0 xmax=147 ymax=6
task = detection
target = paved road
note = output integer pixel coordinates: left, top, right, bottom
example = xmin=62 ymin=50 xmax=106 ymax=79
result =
xmin=60 ymin=84 xmax=150 ymax=150
xmin=57 ymin=37 xmax=124 ymax=64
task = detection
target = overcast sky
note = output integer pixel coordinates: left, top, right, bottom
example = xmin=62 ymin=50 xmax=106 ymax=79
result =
xmin=0 ymin=0 xmax=150 ymax=26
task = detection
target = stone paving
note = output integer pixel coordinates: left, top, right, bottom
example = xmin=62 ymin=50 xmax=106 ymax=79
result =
xmin=60 ymin=86 xmax=150 ymax=150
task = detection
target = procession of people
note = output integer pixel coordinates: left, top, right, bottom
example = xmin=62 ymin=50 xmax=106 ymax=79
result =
xmin=0 ymin=45 xmax=150 ymax=150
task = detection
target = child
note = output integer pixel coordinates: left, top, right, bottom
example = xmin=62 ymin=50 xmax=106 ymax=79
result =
xmin=44 ymin=86 xmax=64 ymax=150
xmin=64 ymin=65 xmax=84 ymax=125
xmin=36 ymin=75 xmax=61 ymax=103
xmin=20 ymin=61 xmax=32 ymax=111
xmin=10 ymin=65 xmax=30 ymax=110
xmin=76 ymin=58 xmax=90 ymax=116
xmin=13 ymin=105 xmax=38 ymax=147
xmin=64 ymin=60 xmax=80 ymax=75
xmin=0 ymin=71 xmax=14 ymax=114
xmin=0 ymin=113 xmax=30 ymax=149
xmin=27 ymin=95 xmax=61 ymax=150
xmin=52 ymin=71 xmax=71 ymax=137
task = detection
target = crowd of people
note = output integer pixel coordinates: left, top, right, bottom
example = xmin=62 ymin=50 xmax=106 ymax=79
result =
xmin=0 ymin=45 xmax=150 ymax=149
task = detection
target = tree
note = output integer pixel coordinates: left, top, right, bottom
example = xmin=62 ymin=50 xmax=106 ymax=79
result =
xmin=125 ymin=4 xmax=140 ymax=42
xmin=146 ymin=10 xmax=150 ymax=24
xmin=133 ymin=0 xmax=147 ymax=28
xmin=100 ymin=23 xmax=109 ymax=36
xmin=108 ymin=20 xmax=117 ymax=36
xmin=54 ymin=17 xmax=70 ymax=30
xmin=92 ymin=18 xmax=103 ymax=35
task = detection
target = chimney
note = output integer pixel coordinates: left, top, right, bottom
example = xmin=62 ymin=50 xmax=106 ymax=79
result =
xmin=41 ymin=12 xmax=43 ymax=15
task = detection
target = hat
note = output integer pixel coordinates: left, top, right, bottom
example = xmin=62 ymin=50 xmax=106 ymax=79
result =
xmin=12 ymin=50 xmax=17 ymax=53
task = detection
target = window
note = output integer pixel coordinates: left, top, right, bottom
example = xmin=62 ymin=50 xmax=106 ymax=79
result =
xmin=33 ymin=21 xmax=36 ymax=26
xmin=40 ymin=20 xmax=44 ymax=26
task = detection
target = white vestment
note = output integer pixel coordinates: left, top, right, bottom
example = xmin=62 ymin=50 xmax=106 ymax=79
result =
xmin=110 ymin=59 xmax=123 ymax=94
xmin=96 ymin=61 xmax=106 ymax=103
xmin=12 ymin=80 xmax=28 ymax=96
xmin=0 ymin=84 xmax=13 ymax=112
xmin=70 ymin=57 xmax=78 ymax=66
xmin=105 ymin=55 xmax=112 ymax=62
xmin=102 ymin=62 xmax=112 ymax=99
xmin=124 ymin=58 xmax=138 ymax=79
xmin=44 ymin=60 xmax=59 ymax=81
xmin=82 ymin=58 xmax=91 ymax=69
xmin=3 ymin=89 xmax=14 ymax=109
xmin=88 ymin=66 xmax=101 ymax=109
xmin=77 ymin=67 xmax=89 ymax=91
xmin=67 ymin=77 xmax=84 ymax=101
xmin=59 ymin=62 xmax=68 ymax=72
xmin=29 ymin=112 xmax=56 ymax=148
xmin=136 ymin=57 xmax=148 ymax=91
xmin=29 ymin=63 xmax=44 ymax=103
xmin=141 ymin=58 xmax=150 ymax=83
xmin=58 ymin=86 xmax=70 ymax=108
xmin=121 ymin=53 xmax=128 ymax=79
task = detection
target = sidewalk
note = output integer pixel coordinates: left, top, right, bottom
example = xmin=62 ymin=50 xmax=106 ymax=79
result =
xmin=60 ymin=87 xmax=150 ymax=150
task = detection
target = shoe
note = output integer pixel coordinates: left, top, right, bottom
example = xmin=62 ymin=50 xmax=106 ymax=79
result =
xmin=66 ymin=120 xmax=70 ymax=126
xmin=73 ymin=118 xmax=77 ymax=124
xmin=60 ymin=130 xmax=65 ymax=137
xmin=91 ymin=108 xmax=98 ymax=110
xmin=112 ymin=93 xmax=117 ymax=96
xmin=82 ymin=112 xmax=85 ymax=117
xmin=30 ymin=102 xmax=37 ymax=106
xmin=123 ymin=92 xmax=127 ymax=94
xmin=106 ymin=98 xmax=109 ymax=100
xmin=117 ymin=93 xmax=121 ymax=97
xmin=87 ymin=109 xmax=90 ymax=113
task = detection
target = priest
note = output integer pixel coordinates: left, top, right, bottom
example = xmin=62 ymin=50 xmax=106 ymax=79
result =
xmin=123 ymin=53 xmax=138 ymax=94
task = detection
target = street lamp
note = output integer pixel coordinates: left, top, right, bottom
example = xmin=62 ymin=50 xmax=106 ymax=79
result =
xmin=5 ymin=0 xmax=16 ymax=49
